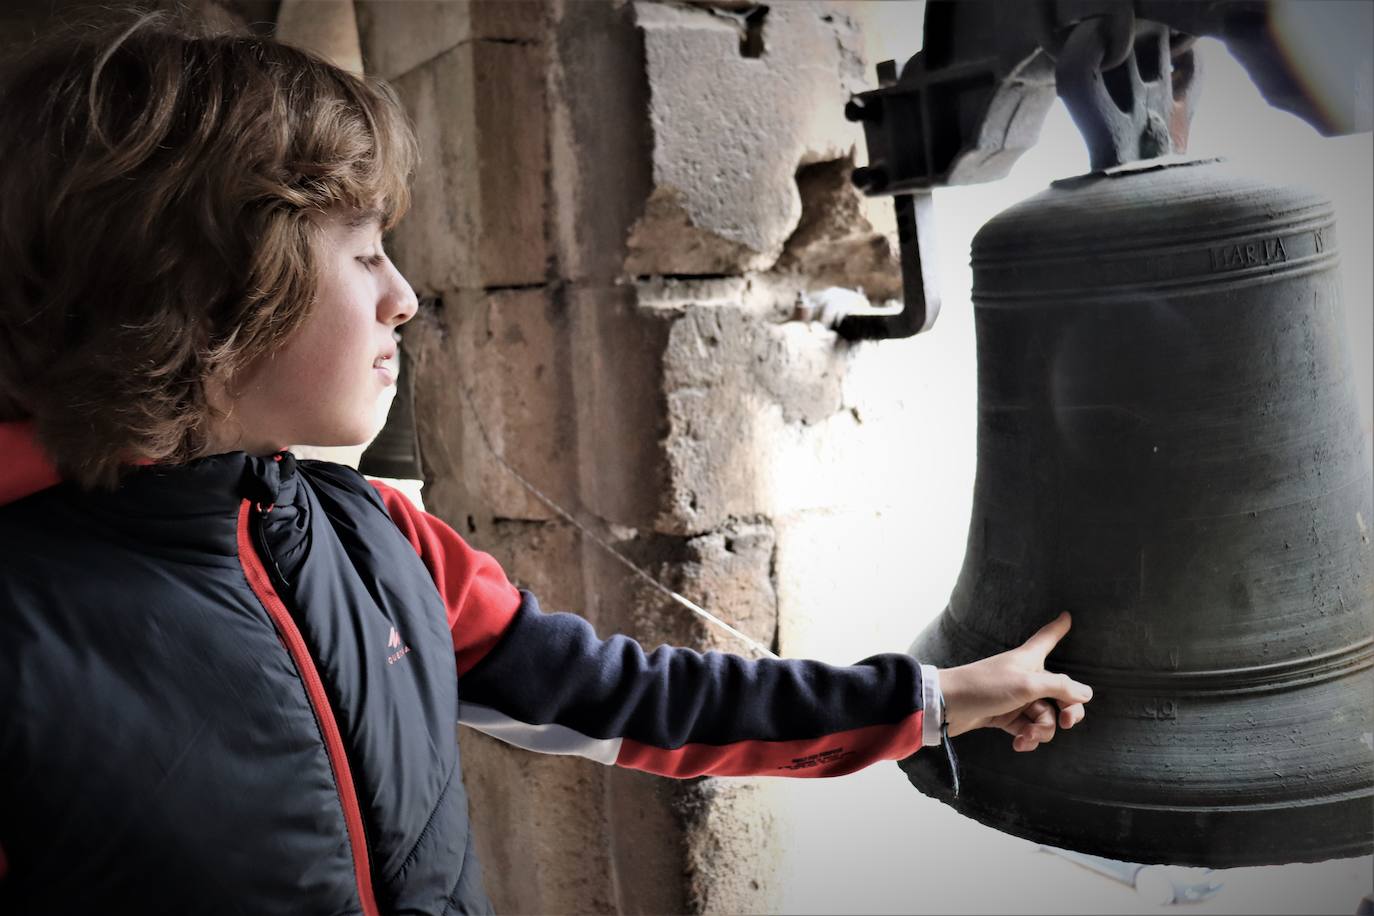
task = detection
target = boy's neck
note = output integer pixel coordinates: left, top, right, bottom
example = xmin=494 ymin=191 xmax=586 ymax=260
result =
xmin=201 ymin=417 xmax=288 ymax=458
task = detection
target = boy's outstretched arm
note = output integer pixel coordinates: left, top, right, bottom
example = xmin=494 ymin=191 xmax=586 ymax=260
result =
xmin=369 ymin=480 xmax=1090 ymax=778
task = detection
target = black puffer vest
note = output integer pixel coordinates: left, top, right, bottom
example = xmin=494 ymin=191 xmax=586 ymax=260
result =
xmin=0 ymin=452 xmax=490 ymax=915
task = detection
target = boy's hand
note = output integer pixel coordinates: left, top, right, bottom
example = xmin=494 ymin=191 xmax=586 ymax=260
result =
xmin=937 ymin=612 xmax=1092 ymax=752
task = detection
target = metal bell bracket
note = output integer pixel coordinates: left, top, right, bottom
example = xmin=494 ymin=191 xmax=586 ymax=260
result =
xmin=1054 ymin=10 xmax=1201 ymax=171
xmin=837 ymin=0 xmax=1374 ymax=342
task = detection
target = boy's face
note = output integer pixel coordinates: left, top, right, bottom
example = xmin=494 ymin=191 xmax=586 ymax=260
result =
xmin=211 ymin=209 xmax=418 ymax=455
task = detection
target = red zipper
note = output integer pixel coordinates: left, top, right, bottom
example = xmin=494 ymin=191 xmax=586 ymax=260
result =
xmin=236 ymin=500 xmax=381 ymax=916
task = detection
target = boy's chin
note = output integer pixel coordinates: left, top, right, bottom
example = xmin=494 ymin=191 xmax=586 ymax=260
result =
xmin=288 ymin=404 xmax=392 ymax=458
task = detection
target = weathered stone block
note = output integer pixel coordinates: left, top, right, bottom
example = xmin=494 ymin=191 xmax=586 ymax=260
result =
xmin=458 ymin=729 xmax=616 ymax=914
xmin=389 ymin=40 xmax=548 ymax=292
xmin=671 ymin=521 xmax=778 ymax=653
xmin=660 ymin=305 xmax=852 ymax=533
xmin=276 ymin=0 xmax=362 ymax=73
xmin=478 ymin=518 xmax=586 ymax=609
xmin=625 ymin=1 xmax=867 ymax=275
xmin=408 ymin=288 xmax=575 ymax=523
xmin=681 ymin=777 xmax=782 ymax=914
xmin=546 ymin=1 xmax=654 ymax=285
xmin=567 ymin=285 xmax=673 ymax=531
xmin=568 ymin=284 xmax=877 ymax=535
xmin=578 ymin=517 xmax=777 ymax=655
xmin=603 ymin=770 xmax=781 ymax=914
xmin=356 ymin=0 xmax=547 ymax=81
xmin=546 ymin=1 xmax=884 ymax=285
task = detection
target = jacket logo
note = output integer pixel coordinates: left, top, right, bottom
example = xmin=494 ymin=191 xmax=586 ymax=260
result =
xmin=387 ymin=626 xmax=411 ymax=665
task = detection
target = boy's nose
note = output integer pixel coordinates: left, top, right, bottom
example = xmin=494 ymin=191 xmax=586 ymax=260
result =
xmin=382 ymin=271 xmax=419 ymax=327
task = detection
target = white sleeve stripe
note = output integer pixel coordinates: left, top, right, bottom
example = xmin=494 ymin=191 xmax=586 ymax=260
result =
xmin=458 ymin=702 xmax=624 ymax=766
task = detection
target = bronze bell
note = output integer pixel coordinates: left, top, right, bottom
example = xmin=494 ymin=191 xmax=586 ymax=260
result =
xmin=901 ymin=158 xmax=1374 ymax=866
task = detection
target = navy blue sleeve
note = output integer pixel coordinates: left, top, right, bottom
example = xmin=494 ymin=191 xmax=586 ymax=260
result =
xmin=455 ymin=592 xmax=927 ymax=778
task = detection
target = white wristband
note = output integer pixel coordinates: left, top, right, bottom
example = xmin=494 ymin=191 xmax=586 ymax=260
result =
xmin=919 ymin=663 xmax=944 ymax=747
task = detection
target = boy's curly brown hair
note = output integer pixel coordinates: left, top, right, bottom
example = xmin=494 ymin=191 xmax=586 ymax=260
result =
xmin=0 ymin=8 xmax=418 ymax=489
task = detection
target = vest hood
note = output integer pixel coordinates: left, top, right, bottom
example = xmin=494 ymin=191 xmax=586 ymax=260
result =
xmin=0 ymin=420 xmax=298 ymax=510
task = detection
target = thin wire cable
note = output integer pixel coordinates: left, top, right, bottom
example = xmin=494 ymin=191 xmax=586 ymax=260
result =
xmin=458 ymin=385 xmax=780 ymax=660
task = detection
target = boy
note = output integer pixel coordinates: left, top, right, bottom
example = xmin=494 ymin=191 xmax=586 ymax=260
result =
xmin=0 ymin=11 xmax=1092 ymax=915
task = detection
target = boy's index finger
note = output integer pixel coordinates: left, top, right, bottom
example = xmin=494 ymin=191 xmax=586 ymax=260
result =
xmin=1019 ymin=611 xmax=1072 ymax=659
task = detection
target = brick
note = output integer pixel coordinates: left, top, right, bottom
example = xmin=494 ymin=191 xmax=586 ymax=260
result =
xmin=389 ymin=40 xmax=549 ymax=293
xmin=355 ymin=0 xmax=547 ymax=81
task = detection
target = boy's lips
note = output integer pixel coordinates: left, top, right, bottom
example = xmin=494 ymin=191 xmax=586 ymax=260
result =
xmin=373 ymin=349 xmax=397 ymax=384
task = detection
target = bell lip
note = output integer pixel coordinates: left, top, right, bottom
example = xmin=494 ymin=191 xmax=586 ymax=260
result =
xmin=897 ymin=746 xmax=1374 ymax=868
xmin=906 ymin=614 xmax=1374 ymax=867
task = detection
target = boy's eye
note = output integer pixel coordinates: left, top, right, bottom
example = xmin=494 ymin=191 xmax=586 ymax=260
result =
xmin=358 ymin=254 xmax=387 ymax=269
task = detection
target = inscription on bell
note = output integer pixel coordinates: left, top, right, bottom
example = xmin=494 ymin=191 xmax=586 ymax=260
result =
xmin=1133 ymin=697 xmax=1178 ymax=720
xmin=1089 ymin=693 xmax=1181 ymax=720
xmin=1209 ymin=236 xmax=1288 ymax=271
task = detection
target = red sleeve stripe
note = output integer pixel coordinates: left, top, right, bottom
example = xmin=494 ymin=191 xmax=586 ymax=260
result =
xmin=614 ymin=708 xmax=925 ymax=779
xmin=367 ymin=481 xmax=522 ymax=675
